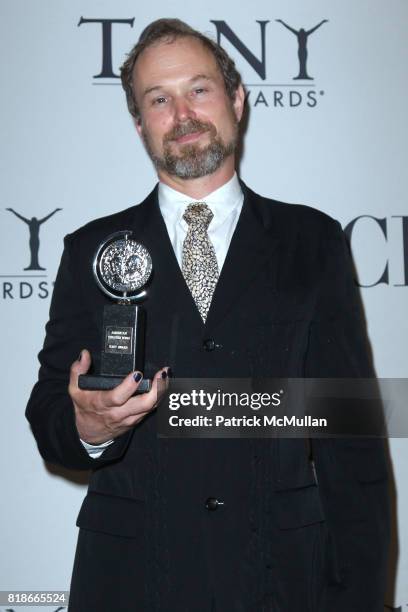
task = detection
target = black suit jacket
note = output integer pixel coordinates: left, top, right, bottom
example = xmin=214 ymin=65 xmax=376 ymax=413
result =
xmin=26 ymin=183 xmax=390 ymax=611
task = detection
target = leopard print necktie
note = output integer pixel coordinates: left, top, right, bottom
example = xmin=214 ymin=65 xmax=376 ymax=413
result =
xmin=182 ymin=202 xmax=219 ymax=322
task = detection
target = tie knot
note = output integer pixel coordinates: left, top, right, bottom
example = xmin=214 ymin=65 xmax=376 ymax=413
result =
xmin=183 ymin=202 xmax=213 ymax=230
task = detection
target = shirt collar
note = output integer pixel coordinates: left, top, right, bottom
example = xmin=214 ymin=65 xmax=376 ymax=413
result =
xmin=158 ymin=173 xmax=243 ymax=230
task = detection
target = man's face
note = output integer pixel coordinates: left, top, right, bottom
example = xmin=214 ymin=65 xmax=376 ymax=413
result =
xmin=132 ymin=36 xmax=244 ymax=179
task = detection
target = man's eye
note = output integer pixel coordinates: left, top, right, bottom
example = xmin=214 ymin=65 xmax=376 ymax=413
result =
xmin=153 ymin=96 xmax=167 ymax=105
xmin=194 ymin=88 xmax=206 ymax=95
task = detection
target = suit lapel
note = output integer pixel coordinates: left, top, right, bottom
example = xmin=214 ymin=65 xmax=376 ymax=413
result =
xmin=205 ymin=182 xmax=280 ymax=330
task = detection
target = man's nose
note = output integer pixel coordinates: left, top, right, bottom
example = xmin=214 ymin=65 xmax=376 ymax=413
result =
xmin=173 ymin=97 xmax=196 ymax=122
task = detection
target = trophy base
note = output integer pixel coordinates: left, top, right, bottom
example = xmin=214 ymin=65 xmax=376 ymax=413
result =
xmin=78 ymin=374 xmax=151 ymax=394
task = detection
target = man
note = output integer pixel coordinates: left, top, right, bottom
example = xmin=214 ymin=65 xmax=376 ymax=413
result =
xmin=26 ymin=18 xmax=390 ymax=612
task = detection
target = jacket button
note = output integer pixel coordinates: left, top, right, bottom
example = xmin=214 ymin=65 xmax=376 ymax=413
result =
xmin=203 ymin=338 xmax=216 ymax=351
xmin=205 ymin=497 xmax=224 ymax=511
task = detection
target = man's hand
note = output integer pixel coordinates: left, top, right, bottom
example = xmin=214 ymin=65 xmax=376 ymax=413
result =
xmin=69 ymin=349 xmax=169 ymax=445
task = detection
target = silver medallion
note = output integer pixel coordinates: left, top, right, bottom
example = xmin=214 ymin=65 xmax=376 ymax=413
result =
xmin=93 ymin=230 xmax=152 ymax=301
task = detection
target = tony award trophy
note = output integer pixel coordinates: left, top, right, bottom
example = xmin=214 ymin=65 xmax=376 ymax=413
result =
xmin=79 ymin=230 xmax=152 ymax=394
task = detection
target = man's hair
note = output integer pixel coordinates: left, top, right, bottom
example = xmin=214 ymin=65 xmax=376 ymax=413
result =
xmin=120 ymin=18 xmax=242 ymax=121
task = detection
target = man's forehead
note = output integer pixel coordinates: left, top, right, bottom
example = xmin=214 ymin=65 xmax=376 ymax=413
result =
xmin=132 ymin=36 xmax=219 ymax=83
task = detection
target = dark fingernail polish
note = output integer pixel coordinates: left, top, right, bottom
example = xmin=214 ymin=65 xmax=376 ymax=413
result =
xmin=161 ymin=370 xmax=167 ymax=380
xmin=167 ymin=367 xmax=173 ymax=378
xmin=78 ymin=351 xmax=82 ymax=362
xmin=134 ymin=372 xmax=142 ymax=382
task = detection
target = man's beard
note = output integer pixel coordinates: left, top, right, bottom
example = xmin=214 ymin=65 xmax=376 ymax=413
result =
xmin=142 ymin=118 xmax=238 ymax=179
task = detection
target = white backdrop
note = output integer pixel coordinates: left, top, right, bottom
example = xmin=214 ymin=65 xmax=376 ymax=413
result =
xmin=1 ymin=1 xmax=407 ymax=610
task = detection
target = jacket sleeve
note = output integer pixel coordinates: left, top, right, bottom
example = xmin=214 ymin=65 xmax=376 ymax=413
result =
xmin=25 ymin=234 xmax=133 ymax=470
xmin=305 ymin=218 xmax=374 ymax=376
xmin=305 ymin=218 xmax=389 ymax=483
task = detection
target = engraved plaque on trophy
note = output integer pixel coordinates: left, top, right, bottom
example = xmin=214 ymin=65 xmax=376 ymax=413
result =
xmin=78 ymin=230 xmax=152 ymax=394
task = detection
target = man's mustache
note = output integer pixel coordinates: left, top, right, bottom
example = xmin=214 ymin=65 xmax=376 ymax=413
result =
xmin=164 ymin=119 xmax=216 ymax=143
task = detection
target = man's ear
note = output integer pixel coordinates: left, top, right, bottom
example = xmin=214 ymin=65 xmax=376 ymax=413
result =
xmin=134 ymin=115 xmax=143 ymax=137
xmin=233 ymin=84 xmax=245 ymax=123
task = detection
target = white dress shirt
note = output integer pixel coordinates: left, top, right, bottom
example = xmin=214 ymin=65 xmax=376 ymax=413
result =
xmin=81 ymin=173 xmax=244 ymax=458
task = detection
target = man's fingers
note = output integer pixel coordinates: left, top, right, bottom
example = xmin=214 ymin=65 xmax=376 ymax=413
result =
xmin=107 ymin=370 xmax=144 ymax=407
xmin=135 ymin=367 xmax=169 ymax=409
xmin=69 ymin=349 xmax=91 ymax=388
xmin=70 ymin=360 xmax=169 ymax=429
xmin=142 ymin=367 xmax=169 ymax=408
xmin=156 ymin=367 xmax=171 ymax=401
xmin=121 ymin=408 xmax=152 ymax=428
xmin=115 ymin=367 xmax=169 ymax=421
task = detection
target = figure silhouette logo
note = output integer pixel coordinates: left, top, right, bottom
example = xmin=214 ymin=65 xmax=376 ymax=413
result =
xmin=6 ymin=208 xmax=62 ymax=271
xmin=276 ymin=19 xmax=328 ymax=80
